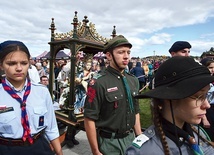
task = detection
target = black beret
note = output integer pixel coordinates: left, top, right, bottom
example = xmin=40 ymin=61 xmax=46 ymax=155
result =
xmin=0 ymin=40 xmax=28 ymax=52
xmin=103 ymin=35 xmax=132 ymax=53
xmin=169 ymin=41 xmax=191 ymax=53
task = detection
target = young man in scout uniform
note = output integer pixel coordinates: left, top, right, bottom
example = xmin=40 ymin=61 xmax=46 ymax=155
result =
xmin=84 ymin=35 xmax=142 ymax=155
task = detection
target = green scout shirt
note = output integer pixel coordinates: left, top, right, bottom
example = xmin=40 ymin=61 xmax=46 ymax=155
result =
xmin=84 ymin=66 xmax=140 ymax=133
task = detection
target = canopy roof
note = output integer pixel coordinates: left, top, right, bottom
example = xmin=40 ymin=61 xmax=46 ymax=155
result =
xmin=41 ymin=50 xmax=70 ymax=60
xmin=49 ymin=11 xmax=117 ymax=55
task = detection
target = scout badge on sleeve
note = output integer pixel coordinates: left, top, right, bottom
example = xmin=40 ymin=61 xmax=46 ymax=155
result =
xmin=87 ymin=86 xmax=96 ymax=103
xmin=39 ymin=116 xmax=44 ymax=126
xmin=132 ymin=134 xmax=149 ymax=149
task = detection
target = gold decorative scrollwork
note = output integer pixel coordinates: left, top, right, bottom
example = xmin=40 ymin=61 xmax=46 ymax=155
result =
xmin=53 ymin=20 xmax=108 ymax=43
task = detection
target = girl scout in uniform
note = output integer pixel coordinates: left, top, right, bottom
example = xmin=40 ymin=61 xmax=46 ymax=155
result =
xmin=0 ymin=40 xmax=62 ymax=155
xmin=199 ymin=58 xmax=214 ymax=142
xmin=126 ymin=56 xmax=214 ymax=155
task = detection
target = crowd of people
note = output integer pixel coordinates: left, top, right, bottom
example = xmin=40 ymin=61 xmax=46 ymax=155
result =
xmin=0 ymin=37 xmax=214 ymax=155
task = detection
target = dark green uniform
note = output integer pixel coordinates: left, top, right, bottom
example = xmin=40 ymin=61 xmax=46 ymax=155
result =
xmin=84 ymin=66 xmax=140 ymax=154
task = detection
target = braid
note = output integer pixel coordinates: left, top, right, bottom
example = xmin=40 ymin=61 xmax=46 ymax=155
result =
xmin=191 ymin=125 xmax=214 ymax=147
xmin=152 ymin=99 xmax=171 ymax=155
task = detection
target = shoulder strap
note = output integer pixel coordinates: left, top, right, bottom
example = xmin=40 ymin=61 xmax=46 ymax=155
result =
xmin=132 ymin=134 xmax=150 ymax=148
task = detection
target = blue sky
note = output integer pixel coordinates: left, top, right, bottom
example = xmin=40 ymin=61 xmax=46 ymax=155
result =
xmin=0 ymin=0 xmax=214 ymax=58
xmin=138 ymin=18 xmax=214 ymax=57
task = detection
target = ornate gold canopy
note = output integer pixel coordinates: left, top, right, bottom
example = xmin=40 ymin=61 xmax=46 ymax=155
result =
xmin=54 ymin=17 xmax=109 ymax=44
xmin=49 ymin=11 xmax=117 ymax=56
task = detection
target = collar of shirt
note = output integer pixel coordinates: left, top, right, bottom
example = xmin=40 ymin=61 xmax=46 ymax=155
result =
xmin=5 ymin=78 xmax=27 ymax=93
xmin=107 ymin=66 xmax=125 ymax=77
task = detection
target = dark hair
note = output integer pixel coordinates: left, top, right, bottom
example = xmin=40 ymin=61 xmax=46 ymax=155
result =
xmin=200 ymin=58 xmax=214 ymax=67
xmin=98 ymin=58 xmax=105 ymax=67
xmin=0 ymin=41 xmax=30 ymax=64
xmin=128 ymin=61 xmax=133 ymax=70
xmin=152 ymin=99 xmax=170 ymax=155
xmin=40 ymin=75 xmax=48 ymax=81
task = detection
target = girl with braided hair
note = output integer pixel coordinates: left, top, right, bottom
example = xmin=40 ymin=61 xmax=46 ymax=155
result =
xmin=126 ymin=56 xmax=214 ymax=155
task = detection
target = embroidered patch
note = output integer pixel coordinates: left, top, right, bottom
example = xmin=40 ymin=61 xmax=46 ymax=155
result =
xmin=0 ymin=107 xmax=14 ymax=114
xmin=39 ymin=116 xmax=44 ymax=126
xmin=0 ymin=105 xmax=6 ymax=110
xmin=87 ymin=86 xmax=96 ymax=103
xmin=107 ymin=87 xmax=118 ymax=92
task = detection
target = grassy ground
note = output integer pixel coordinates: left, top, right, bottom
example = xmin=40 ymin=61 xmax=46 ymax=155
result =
xmin=139 ymin=98 xmax=152 ymax=129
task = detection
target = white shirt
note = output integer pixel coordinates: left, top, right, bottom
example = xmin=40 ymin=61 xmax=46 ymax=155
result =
xmin=28 ymin=65 xmax=40 ymax=83
xmin=0 ymin=79 xmax=59 ymax=141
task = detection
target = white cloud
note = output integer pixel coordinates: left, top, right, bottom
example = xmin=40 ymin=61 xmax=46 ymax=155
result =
xmin=145 ymin=33 xmax=172 ymax=45
xmin=0 ymin=0 xmax=214 ymax=57
xmin=191 ymin=40 xmax=214 ymax=56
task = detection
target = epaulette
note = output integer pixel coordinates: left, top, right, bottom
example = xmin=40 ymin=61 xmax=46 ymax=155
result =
xmin=132 ymin=126 xmax=155 ymax=148
xmin=132 ymin=134 xmax=150 ymax=149
xmin=92 ymin=72 xmax=105 ymax=79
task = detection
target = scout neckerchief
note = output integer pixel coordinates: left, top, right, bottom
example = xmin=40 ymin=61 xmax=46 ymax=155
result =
xmin=111 ymin=52 xmax=134 ymax=112
xmin=122 ymin=74 xmax=134 ymax=112
xmin=2 ymin=78 xmax=33 ymax=144
xmin=162 ymin=118 xmax=204 ymax=155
